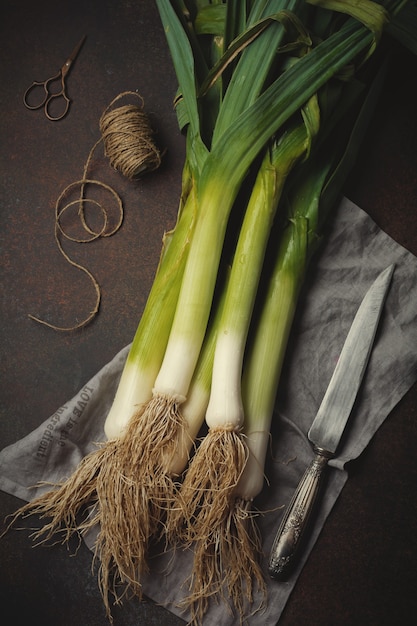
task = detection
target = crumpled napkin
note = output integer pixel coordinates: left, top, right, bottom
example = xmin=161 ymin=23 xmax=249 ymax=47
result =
xmin=1 ymin=197 xmax=416 ymax=625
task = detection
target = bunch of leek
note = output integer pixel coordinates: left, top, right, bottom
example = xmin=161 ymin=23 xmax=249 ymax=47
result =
xmin=6 ymin=0 xmax=415 ymax=624
xmin=156 ymin=0 xmax=410 ymax=620
xmin=173 ymin=54 xmax=392 ymax=624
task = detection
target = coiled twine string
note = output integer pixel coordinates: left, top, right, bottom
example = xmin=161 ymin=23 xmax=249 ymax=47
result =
xmin=29 ymin=91 xmax=162 ymax=331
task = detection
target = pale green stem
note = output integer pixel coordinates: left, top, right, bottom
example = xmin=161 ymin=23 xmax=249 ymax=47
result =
xmin=104 ymin=178 xmax=197 ymax=437
xmin=168 ymin=270 xmax=229 ymax=475
xmin=206 ymin=124 xmax=309 ymax=431
xmin=238 ymin=215 xmax=308 ymax=501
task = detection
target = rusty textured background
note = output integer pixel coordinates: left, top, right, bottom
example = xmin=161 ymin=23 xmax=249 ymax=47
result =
xmin=1 ymin=2 xmax=417 ymax=625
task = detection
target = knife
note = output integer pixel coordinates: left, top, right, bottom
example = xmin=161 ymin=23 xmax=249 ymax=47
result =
xmin=268 ymin=264 xmax=394 ymax=580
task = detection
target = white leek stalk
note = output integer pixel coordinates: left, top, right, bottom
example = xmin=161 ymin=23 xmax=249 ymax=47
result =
xmin=104 ymin=174 xmax=196 ymax=439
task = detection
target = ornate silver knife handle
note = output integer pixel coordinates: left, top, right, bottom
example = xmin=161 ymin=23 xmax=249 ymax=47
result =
xmin=268 ymin=446 xmax=334 ymax=580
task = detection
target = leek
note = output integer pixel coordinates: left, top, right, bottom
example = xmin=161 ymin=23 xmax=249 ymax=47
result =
xmin=173 ymin=120 xmax=312 ymax=538
xmin=6 ymin=165 xmax=200 ymax=618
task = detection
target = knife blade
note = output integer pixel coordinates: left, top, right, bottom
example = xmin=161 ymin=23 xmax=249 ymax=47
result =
xmin=268 ymin=264 xmax=394 ymax=580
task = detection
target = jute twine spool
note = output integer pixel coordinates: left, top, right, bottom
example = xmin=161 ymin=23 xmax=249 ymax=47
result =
xmin=29 ymin=92 xmax=161 ymax=331
xmin=100 ymin=92 xmax=161 ymax=179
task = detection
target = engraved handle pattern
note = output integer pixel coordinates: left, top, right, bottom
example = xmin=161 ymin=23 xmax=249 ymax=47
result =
xmin=268 ymin=446 xmax=334 ymax=580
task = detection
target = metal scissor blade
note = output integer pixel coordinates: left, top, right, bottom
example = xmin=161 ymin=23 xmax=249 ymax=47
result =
xmin=61 ymin=35 xmax=86 ymax=74
xmin=308 ymin=263 xmax=394 ymax=453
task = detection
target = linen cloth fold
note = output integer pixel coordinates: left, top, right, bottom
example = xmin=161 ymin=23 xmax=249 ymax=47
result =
xmin=1 ymin=197 xmax=416 ymax=625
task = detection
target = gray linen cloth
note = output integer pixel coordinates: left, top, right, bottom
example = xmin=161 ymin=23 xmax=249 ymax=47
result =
xmin=1 ymin=197 xmax=416 ymax=625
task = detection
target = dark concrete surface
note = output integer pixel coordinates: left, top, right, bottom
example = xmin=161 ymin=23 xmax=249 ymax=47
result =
xmin=1 ymin=2 xmax=416 ymax=625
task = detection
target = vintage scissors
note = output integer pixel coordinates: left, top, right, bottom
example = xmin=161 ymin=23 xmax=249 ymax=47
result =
xmin=23 ymin=36 xmax=86 ymax=121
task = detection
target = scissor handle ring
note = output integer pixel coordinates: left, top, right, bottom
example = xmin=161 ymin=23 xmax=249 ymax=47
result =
xmin=23 ymin=80 xmax=50 ymax=110
xmin=44 ymin=91 xmax=71 ymax=121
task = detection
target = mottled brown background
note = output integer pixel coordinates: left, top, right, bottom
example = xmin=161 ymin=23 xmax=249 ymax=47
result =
xmin=1 ymin=1 xmax=416 ymax=625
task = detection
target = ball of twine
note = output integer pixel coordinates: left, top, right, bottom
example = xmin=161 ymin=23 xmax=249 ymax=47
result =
xmin=99 ymin=91 xmax=161 ymax=180
xmin=30 ymin=91 xmax=162 ymax=332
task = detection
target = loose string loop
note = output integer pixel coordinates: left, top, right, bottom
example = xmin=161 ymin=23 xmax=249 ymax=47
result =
xmin=29 ymin=92 xmax=161 ymax=332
